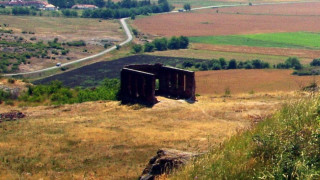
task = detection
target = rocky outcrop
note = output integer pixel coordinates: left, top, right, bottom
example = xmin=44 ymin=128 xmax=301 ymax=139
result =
xmin=0 ymin=111 xmax=25 ymax=123
xmin=139 ymin=148 xmax=199 ymax=180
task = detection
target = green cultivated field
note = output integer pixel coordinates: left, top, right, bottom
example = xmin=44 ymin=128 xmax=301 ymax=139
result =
xmin=190 ymin=32 xmax=320 ymax=49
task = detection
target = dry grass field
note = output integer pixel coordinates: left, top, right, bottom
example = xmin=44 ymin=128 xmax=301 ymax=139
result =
xmin=148 ymin=46 xmax=312 ymax=65
xmin=196 ymin=69 xmax=320 ymax=95
xmin=133 ymin=2 xmax=320 ymax=37
xmin=0 ymin=15 xmax=124 ymax=42
xmin=0 ymin=15 xmax=125 ymax=72
xmin=0 ymin=70 xmax=318 ymax=179
xmin=0 ymin=93 xmax=294 ymax=179
xmin=191 ymin=43 xmax=319 ymax=64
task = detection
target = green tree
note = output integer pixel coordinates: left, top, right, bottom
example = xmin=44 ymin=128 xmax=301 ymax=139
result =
xmin=132 ymin=29 xmax=138 ymax=37
xmin=183 ymin=3 xmax=191 ymax=11
xmin=153 ymin=38 xmax=167 ymax=51
xmin=178 ymin=36 xmax=189 ymax=49
xmin=94 ymin=0 xmax=105 ymax=8
xmin=130 ymin=14 xmax=136 ymax=20
xmin=285 ymin=57 xmax=302 ymax=70
xmin=219 ymin=58 xmax=227 ymax=69
xmin=228 ymin=59 xmax=237 ymax=69
xmin=310 ymin=58 xmax=320 ymax=66
xmin=182 ymin=61 xmax=193 ymax=68
xmin=160 ymin=0 xmax=170 ymax=12
xmin=144 ymin=42 xmax=155 ymax=52
xmin=48 ymin=0 xmax=75 ymax=8
xmin=132 ymin=44 xmax=143 ymax=53
xmin=168 ymin=36 xmax=180 ymax=49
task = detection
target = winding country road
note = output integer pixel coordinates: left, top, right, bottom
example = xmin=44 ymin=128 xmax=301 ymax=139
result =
xmin=3 ymin=18 xmax=133 ymax=77
xmin=3 ymin=1 xmax=315 ymax=77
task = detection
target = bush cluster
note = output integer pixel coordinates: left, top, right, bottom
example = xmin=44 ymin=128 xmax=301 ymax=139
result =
xmin=293 ymin=68 xmax=320 ymax=76
xmin=181 ymin=58 xmax=270 ymax=71
xmin=0 ymin=37 xmax=74 ymax=73
xmin=66 ymin=40 xmax=86 ymax=47
xmin=291 ymin=57 xmax=320 ymax=76
xmin=310 ymin=58 xmax=320 ymax=66
xmin=61 ymin=9 xmax=78 ymax=17
xmin=0 ymin=36 xmax=85 ymax=73
xmin=19 ymin=79 xmax=119 ymax=105
xmin=0 ymin=89 xmax=13 ymax=104
xmin=276 ymin=57 xmax=302 ymax=70
xmin=133 ymin=36 xmax=189 ymax=53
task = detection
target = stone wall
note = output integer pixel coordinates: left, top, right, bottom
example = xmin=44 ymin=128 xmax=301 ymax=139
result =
xmin=120 ymin=64 xmax=195 ymax=105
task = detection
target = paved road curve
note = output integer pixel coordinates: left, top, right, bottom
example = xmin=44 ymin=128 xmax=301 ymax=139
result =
xmin=3 ymin=18 xmax=133 ymax=76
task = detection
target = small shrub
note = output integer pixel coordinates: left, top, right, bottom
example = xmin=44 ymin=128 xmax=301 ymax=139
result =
xmin=67 ymin=40 xmax=86 ymax=47
xmin=5 ymin=100 xmax=14 ymax=106
xmin=132 ymin=44 xmax=142 ymax=53
xmin=7 ymin=78 xmax=15 ymax=84
xmin=224 ymin=87 xmax=231 ymax=97
xmin=144 ymin=42 xmax=155 ymax=52
xmin=132 ymin=28 xmax=138 ymax=37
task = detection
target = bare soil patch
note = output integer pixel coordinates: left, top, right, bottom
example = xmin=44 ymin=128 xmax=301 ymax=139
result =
xmin=133 ymin=3 xmax=320 ymax=36
xmin=220 ymin=2 xmax=320 ymax=16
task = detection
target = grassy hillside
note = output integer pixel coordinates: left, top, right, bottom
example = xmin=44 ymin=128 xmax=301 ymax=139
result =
xmin=0 ymin=93 xmax=290 ymax=179
xmin=190 ymin=32 xmax=320 ymax=49
xmin=172 ymin=94 xmax=320 ymax=179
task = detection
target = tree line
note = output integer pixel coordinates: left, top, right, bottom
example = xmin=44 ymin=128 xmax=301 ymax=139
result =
xmin=7 ymin=0 xmax=172 ymax=19
xmin=180 ymin=57 xmax=303 ymax=71
xmin=48 ymin=0 xmax=157 ymax=9
xmin=292 ymin=57 xmax=320 ymax=76
xmin=132 ymin=36 xmax=189 ymax=53
xmin=81 ymin=0 xmax=171 ymax=19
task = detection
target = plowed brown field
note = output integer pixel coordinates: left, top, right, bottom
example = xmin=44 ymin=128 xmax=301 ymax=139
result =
xmin=196 ymin=69 xmax=320 ymax=95
xmin=133 ymin=2 xmax=320 ymax=36
xmin=220 ymin=2 xmax=320 ymax=15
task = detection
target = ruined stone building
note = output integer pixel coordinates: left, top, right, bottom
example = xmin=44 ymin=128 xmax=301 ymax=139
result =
xmin=120 ymin=64 xmax=195 ymax=105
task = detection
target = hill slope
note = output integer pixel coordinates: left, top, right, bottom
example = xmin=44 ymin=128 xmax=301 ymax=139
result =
xmin=172 ymin=94 xmax=320 ymax=179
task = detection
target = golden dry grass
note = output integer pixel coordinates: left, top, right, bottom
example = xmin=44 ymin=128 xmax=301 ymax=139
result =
xmin=191 ymin=43 xmax=319 ymax=64
xmin=0 ymin=69 xmax=316 ymax=179
xmin=147 ymin=48 xmax=312 ymax=65
xmin=0 ymin=15 xmax=124 ymax=42
xmin=0 ymin=92 xmax=294 ymax=179
xmin=196 ymin=69 xmax=320 ymax=95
